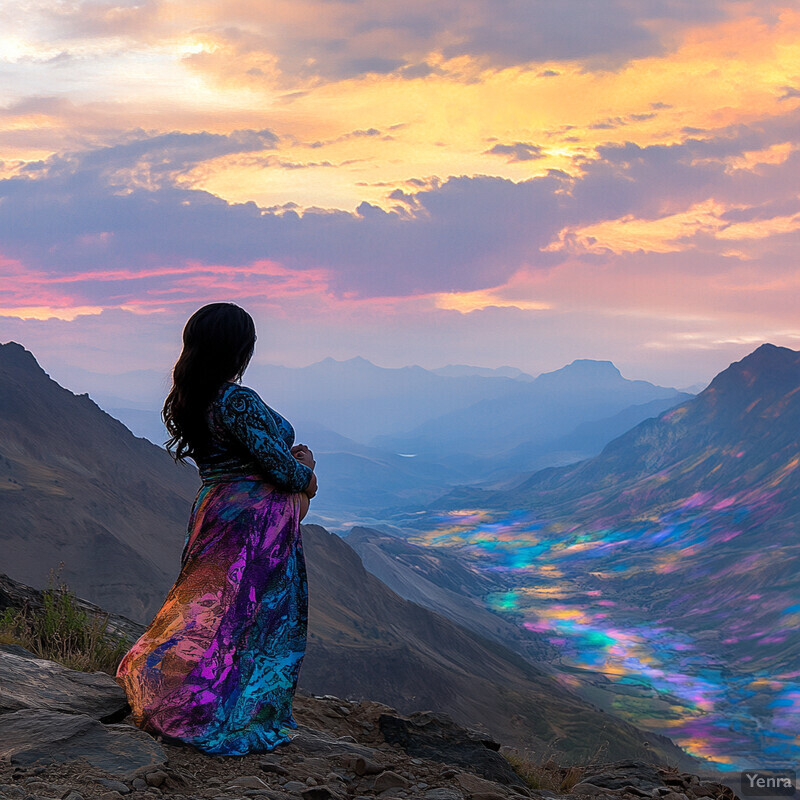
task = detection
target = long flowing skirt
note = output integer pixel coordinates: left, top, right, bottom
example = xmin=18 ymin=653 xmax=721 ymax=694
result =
xmin=115 ymin=476 xmax=308 ymax=755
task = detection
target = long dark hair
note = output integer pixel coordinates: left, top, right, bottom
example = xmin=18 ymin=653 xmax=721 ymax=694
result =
xmin=163 ymin=303 xmax=256 ymax=462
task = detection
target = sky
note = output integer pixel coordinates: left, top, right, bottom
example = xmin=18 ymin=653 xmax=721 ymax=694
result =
xmin=1 ymin=0 xmax=799 ymax=387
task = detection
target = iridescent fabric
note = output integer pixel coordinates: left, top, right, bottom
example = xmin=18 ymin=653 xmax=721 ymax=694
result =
xmin=115 ymin=383 xmax=312 ymax=755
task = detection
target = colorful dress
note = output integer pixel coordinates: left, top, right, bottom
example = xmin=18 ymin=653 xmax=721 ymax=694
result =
xmin=115 ymin=382 xmax=314 ymax=755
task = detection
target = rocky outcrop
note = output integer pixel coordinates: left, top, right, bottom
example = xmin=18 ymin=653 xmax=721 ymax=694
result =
xmin=0 ymin=645 xmax=128 ymax=722
xmin=378 ymin=710 xmax=527 ymax=789
xmin=0 ymin=709 xmax=167 ymax=779
xmin=0 ymin=653 xmax=742 ymax=800
xmin=0 ymin=574 xmax=147 ymax=645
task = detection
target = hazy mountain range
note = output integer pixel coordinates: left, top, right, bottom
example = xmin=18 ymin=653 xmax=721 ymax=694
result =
xmin=45 ymin=355 xmax=693 ymax=525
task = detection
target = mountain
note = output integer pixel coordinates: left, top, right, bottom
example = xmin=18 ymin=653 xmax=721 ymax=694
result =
xmin=0 ymin=342 xmax=701 ymax=767
xmin=457 ymin=393 xmax=695 ymax=488
xmin=373 ymin=359 xmax=688 ymax=461
xmin=418 ymin=343 xmax=800 ymax=770
xmin=46 ymin=357 xmax=524 ymax=445
xmin=0 ymin=342 xmax=198 ymax=622
xmin=465 ymin=343 xmax=800 ymax=520
xmin=234 ymin=357 xmax=526 ymax=443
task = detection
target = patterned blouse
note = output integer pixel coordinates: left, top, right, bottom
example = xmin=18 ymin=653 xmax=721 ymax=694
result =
xmin=195 ymin=382 xmax=313 ymax=493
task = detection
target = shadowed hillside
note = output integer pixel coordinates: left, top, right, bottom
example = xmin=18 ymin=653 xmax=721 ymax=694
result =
xmin=0 ymin=342 xmax=199 ymax=622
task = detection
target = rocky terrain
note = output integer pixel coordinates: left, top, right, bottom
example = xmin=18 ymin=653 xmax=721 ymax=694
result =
xmin=0 ymin=640 xmax=741 ymax=800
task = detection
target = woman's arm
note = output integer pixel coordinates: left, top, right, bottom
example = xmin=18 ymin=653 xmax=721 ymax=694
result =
xmin=218 ymin=385 xmax=314 ymax=494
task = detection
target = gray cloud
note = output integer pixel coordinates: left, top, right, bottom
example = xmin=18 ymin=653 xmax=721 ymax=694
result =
xmin=1 ymin=108 xmax=799 ymax=302
xmin=485 ymin=142 xmax=545 ymax=162
xmin=17 ymin=0 xmax=767 ymax=84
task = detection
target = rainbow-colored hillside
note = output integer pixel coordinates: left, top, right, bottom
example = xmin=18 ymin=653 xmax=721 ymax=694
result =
xmin=401 ymin=344 xmax=800 ymax=771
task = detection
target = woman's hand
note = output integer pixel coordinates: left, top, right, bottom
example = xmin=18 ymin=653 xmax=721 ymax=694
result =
xmin=304 ymin=472 xmax=318 ymax=499
xmin=291 ymin=444 xmax=315 ymax=470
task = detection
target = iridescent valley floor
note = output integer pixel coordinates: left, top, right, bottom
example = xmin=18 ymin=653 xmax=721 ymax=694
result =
xmin=398 ymin=501 xmax=800 ymax=772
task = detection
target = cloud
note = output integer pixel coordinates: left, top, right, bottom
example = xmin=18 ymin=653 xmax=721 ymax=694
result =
xmin=17 ymin=128 xmax=280 ymax=188
xmin=8 ymin=0 xmax=764 ymax=85
xmin=484 ymin=142 xmax=545 ymax=162
xmin=2 ymin=104 xmax=799 ymax=308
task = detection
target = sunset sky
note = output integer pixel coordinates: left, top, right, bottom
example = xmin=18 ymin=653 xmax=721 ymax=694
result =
xmin=1 ymin=0 xmax=799 ymax=386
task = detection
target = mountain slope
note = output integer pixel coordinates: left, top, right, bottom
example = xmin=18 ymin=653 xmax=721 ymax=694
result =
xmin=0 ymin=342 xmax=198 ymax=622
xmin=419 ymin=343 xmax=800 ymax=769
xmin=343 ymin=526 xmax=558 ymax=663
xmin=471 ymin=342 xmax=800 ymax=521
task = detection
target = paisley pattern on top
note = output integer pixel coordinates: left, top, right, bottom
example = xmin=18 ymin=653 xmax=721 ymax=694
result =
xmin=199 ymin=382 xmax=313 ymax=493
xmin=115 ymin=382 xmax=311 ymax=755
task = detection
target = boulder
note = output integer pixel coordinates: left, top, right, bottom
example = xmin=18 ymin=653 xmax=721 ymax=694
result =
xmin=579 ymin=761 xmax=668 ymax=794
xmin=378 ymin=710 xmax=527 ymax=789
xmin=0 ymin=647 xmax=128 ymax=722
xmin=0 ymin=574 xmax=146 ymax=643
xmin=290 ymin=723 xmax=379 ymax=759
xmin=0 ymin=709 xmax=167 ymax=778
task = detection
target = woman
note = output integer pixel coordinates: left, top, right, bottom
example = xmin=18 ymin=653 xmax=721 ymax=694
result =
xmin=115 ymin=302 xmax=318 ymax=755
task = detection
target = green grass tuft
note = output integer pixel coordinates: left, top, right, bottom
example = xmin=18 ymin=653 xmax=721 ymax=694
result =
xmin=0 ymin=565 xmax=130 ymax=675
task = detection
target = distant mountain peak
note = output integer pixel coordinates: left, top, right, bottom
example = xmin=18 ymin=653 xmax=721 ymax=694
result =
xmin=536 ymin=358 xmax=624 ymax=385
xmin=564 ymin=358 xmax=622 ymax=375
xmin=739 ymin=341 xmax=797 ymax=366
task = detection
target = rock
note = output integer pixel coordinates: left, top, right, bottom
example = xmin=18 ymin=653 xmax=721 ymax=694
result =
xmin=260 ymin=760 xmax=289 ymax=775
xmin=454 ymin=771 xmax=513 ymax=798
xmin=228 ymin=776 xmax=270 ymax=790
xmin=132 ymin=778 xmax=149 ymax=791
xmin=579 ymin=762 xmax=668 ymax=794
xmin=301 ymin=788 xmax=345 ymax=800
xmin=691 ymin=784 xmax=720 ymax=799
xmin=63 ymin=792 xmax=85 ymax=800
xmin=145 ymin=771 xmax=170 ymax=787
xmin=353 ymin=756 xmax=386 ymax=776
xmin=373 ymin=770 xmax=411 ymax=791
xmin=0 ymin=709 xmax=166 ymax=778
xmin=284 ymin=780 xmax=310 ymax=792
xmin=290 ymin=724 xmax=378 ymax=759
xmin=0 ymin=650 xmax=129 ymax=722
xmin=425 ymin=790 xmax=465 ymax=800
xmin=0 ymin=643 xmax=38 ymax=658
xmin=94 ymin=778 xmax=132 ymax=793
xmin=298 ymin=757 xmax=332 ymax=774
xmin=379 ymin=711 xmax=526 ymax=789
xmin=572 ymin=783 xmax=622 ymax=797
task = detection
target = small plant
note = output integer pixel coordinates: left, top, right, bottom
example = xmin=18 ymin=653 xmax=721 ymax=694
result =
xmin=503 ymin=736 xmax=610 ymax=792
xmin=0 ymin=564 xmax=130 ymax=675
